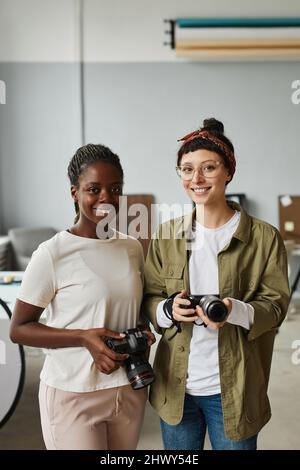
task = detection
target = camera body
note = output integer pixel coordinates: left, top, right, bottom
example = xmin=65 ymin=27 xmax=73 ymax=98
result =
xmin=181 ymin=295 xmax=228 ymax=323
xmin=106 ymin=328 xmax=155 ymax=390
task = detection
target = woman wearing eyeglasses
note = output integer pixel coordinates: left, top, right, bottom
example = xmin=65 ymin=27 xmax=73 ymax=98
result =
xmin=143 ymin=118 xmax=289 ymax=450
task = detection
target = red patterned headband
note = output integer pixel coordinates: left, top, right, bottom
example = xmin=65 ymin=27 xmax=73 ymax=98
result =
xmin=178 ymin=129 xmax=236 ymax=178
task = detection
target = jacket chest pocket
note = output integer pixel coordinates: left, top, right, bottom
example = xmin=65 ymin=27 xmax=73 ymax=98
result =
xmin=162 ymin=263 xmax=185 ymax=296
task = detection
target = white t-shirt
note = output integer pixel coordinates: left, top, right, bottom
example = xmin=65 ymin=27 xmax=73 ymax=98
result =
xmin=156 ymin=211 xmax=254 ymax=396
xmin=18 ymin=230 xmax=144 ymax=392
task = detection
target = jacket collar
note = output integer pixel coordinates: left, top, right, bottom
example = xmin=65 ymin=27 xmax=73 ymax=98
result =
xmin=175 ymin=201 xmax=251 ymax=244
xmin=230 ymin=201 xmax=251 ymax=244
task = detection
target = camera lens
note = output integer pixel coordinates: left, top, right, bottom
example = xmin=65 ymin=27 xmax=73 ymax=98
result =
xmin=125 ymin=356 xmax=155 ymax=390
xmin=199 ymin=296 xmax=228 ymax=322
xmin=106 ymin=328 xmax=155 ymax=390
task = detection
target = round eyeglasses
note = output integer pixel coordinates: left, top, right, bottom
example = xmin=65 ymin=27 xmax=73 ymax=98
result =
xmin=176 ymin=160 xmax=223 ymax=181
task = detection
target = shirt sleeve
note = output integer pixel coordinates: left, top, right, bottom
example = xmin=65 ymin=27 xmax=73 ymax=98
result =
xmin=156 ymin=299 xmax=173 ymax=328
xmin=17 ymin=245 xmax=56 ymax=308
xmin=227 ymin=298 xmax=255 ymax=330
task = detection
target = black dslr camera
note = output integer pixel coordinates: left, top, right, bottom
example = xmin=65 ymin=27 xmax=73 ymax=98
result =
xmin=182 ymin=295 xmax=228 ymax=323
xmin=106 ymin=328 xmax=155 ymax=390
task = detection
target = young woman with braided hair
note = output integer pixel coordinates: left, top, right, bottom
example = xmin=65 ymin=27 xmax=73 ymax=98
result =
xmin=143 ymin=118 xmax=289 ymax=450
xmin=10 ymin=143 xmax=154 ymax=450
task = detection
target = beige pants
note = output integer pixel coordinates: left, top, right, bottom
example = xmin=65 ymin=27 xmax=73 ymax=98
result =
xmin=38 ymin=381 xmax=147 ymax=450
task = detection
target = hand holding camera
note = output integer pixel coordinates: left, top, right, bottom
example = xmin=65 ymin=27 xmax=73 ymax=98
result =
xmin=173 ymin=290 xmax=231 ymax=330
xmin=106 ymin=328 xmax=155 ymax=390
xmin=172 ymin=290 xmax=199 ymax=323
xmin=196 ymin=297 xmax=232 ymax=330
xmin=81 ymin=328 xmax=129 ymax=375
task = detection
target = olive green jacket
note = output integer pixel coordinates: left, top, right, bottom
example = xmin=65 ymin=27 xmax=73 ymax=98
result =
xmin=143 ymin=203 xmax=290 ymax=441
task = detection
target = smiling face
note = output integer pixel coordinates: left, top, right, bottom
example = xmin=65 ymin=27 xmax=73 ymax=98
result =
xmin=71 ymin=161 xmax=123 ymax=229
xmin=179 ymin=149 xmax=231 ymax=207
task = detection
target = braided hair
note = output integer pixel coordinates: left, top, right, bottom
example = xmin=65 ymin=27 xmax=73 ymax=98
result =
xmin=67 ymin=144 xmax=124 ymax=223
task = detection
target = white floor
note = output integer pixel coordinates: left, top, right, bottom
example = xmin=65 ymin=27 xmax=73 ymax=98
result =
xmin=1 ymin=307 xmax=300 ymax=450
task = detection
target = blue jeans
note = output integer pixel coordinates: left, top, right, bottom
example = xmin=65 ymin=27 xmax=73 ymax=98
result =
xmin=160 ymin=393 xmax=257 ymax=450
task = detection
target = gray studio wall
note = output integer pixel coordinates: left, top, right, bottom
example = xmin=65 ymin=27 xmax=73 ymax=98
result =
xmin=1 ymin=0 xmax=300 ymax=234
xmin=84 ymin=62 xmax=300 ymax=227
xmin=0 ymin=61 xmax=300 ymax=233
xmin=0 ymin=63 xmax=82 ymax=232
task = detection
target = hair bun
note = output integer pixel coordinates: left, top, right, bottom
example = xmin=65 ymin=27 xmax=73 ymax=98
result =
xmin=202 ymin=118 xmax=224 ymax=135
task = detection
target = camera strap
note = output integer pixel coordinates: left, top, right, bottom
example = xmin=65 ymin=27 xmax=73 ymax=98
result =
xmin=163 ymin=293 xmax=209 ymax=340
xmin=163 ymin=292 xmax=183 ymax=340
